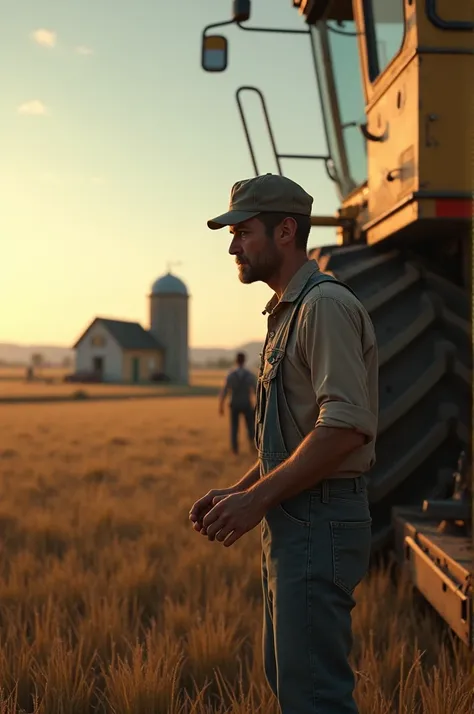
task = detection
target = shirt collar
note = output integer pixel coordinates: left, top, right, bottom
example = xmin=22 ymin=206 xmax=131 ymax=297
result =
xmin=263 ymin=260 xmax=321 ymax=316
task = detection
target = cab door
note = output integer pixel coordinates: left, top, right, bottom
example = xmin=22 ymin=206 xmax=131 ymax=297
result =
xmin=353 ymin=0 xmax=472 ymax=243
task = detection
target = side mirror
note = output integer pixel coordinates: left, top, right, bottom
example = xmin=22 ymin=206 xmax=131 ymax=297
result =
xmin=201 ymin=34 xmax=228 ymax=72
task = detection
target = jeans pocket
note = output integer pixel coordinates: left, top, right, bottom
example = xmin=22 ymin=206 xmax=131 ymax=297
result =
xmin=277 ymin=493 xmax=311 ymax=527
xmin=330 ymin=519 xmax=372 ymax=595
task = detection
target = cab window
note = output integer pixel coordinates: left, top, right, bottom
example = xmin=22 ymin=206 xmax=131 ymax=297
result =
xmin=364 ymin=0 xmax=405 ymax=81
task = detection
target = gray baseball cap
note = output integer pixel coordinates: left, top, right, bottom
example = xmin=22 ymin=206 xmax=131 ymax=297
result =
xmin=207 ymin=173 xmax=313 ymax=230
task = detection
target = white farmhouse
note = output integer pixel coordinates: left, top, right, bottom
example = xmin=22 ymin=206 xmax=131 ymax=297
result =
xmin=73 ymin=272 xmax=189 ymax=385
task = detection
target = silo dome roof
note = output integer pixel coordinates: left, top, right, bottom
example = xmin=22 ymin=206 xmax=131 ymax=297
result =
xmin=151 ymin=272 xmax=188 ymax=296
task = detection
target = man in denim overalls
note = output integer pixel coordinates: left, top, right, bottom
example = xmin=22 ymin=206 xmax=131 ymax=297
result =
xmin=190 ymin=174 xmax=379 ymax=714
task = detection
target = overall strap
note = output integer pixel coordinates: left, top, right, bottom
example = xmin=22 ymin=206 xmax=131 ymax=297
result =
xmin=275 ymin=272 xmax=357 ymax=354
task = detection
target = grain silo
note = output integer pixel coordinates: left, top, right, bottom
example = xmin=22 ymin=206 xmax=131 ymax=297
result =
xmin=149 ymin=272 xmax=189 ymax=384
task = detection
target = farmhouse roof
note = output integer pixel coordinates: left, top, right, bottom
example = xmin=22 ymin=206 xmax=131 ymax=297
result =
xmin=73 ymin=317 xmax=163 ymax=351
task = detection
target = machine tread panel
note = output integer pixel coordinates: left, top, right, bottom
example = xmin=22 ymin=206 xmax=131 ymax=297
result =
xmin=307 ymin=246 xmax=472 ymax=551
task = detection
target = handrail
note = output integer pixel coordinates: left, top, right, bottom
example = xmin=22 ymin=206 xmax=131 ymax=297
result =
xmin=235 ymin=85 xmax=336 ymax=181
xmin=235 ymin=86 xmax=281 ymax=175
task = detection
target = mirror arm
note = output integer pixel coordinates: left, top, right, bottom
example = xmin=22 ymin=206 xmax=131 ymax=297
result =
xmin=202 ymin=18 xmax=309 ymax=39
xmin=201 ymin=18 xmax=236 ymax=56
xmin=201 ymin=18 xmax=309 ymax=73
xmin=202 ymin=19 xmax=236 ymax=35
xmin=202 ymin=18 xmax=309 ymax=43
xmin=236 ymin=21 xmax=309 ymax=35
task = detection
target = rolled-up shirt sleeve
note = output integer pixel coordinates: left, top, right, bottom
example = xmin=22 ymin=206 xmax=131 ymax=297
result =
xmin=300 ymin=296 xmax=378 ymax=442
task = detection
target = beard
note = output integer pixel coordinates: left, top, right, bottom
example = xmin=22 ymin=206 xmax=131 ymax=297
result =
xmin=236 ymin=247 xmax=282 ymax=285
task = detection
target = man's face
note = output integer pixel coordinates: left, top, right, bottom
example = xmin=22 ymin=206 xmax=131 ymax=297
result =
xmin=228 ymin=217 xmax=282 ymax=285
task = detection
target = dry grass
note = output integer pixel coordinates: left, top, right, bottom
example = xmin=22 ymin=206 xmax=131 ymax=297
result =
xmin=0 ymin=367 xmax=70 ymax=381
xmin=190 ymin=369 xmax=230 ymax=387
xmin=0 ymin=399 xmax=471 ymax=714
xmin=0 ymin=368 xmax=226 ymax=400
xmin=0 ymin=381 xmax=187 ymax=399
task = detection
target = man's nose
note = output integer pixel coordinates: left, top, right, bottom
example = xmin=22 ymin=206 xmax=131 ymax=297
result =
xmin=228 ymin=235 xmax=240 ymax=255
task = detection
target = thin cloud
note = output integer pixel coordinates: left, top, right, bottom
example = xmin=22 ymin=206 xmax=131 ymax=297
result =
xmin=75 ymin=45 xmax=94 ymax=56
xmin=90 ymin=176 xmax=105 ymax=185
xmin=31 ymin=29 xmax=57 ymax=48
xmin=17 ymin=100 xmax=48 ymax=116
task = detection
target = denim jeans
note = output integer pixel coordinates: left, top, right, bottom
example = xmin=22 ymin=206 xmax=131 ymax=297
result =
xmin=261 ymin=476 xmax=371 ymax=713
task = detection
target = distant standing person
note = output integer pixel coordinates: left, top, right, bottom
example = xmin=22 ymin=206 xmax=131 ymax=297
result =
xmin=219 ymin=352 xmax=256 ymax=454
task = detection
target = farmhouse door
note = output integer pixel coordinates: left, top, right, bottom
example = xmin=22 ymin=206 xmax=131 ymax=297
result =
xmin=93 ymin=357 xmax=104 ymax=380
xmin=131 ymin=357 xmax=140 ymax=383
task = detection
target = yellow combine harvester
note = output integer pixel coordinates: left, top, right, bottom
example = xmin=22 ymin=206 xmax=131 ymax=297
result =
xmin=201 ymin=0 xmax=473 ymax=649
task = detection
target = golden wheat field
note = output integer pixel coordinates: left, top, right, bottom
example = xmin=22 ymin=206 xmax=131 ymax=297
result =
xmin=0 ymin=367 xmax=227 ymax=385
xmin=0 ymin=397 xmax=472 ymax=714
xmin=0 ymin=368 xmax=226 ymax=401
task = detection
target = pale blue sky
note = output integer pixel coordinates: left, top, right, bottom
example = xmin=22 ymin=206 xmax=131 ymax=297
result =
xmin=1 ymin=0 xmax=354 ymax=349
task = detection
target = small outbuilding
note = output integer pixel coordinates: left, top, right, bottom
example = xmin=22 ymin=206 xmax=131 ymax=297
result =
xmin=73 ymin=317 xmax=164 ymax=383
xmin=72 ymin=270 xmax=190 ymax=384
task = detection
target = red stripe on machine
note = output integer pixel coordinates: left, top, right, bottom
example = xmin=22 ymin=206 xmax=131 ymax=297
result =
xmin=435 ymin=199 xmax=473 ymax=218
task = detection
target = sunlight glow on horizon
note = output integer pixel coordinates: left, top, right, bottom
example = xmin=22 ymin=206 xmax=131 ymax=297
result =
xmin=1 ymin=0 xmax=341 ymax=349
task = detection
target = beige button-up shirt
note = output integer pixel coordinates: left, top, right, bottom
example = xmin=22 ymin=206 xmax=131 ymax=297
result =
xmin=263 ymin=260 xmax=379 ymax=476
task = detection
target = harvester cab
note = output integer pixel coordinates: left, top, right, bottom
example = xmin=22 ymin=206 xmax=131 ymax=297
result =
xmin=200 ymin=0 xmax=473 ymax=650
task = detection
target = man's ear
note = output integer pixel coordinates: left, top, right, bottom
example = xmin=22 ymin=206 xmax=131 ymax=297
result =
xmin=277 ymin=217 xmax=297 ymax=246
